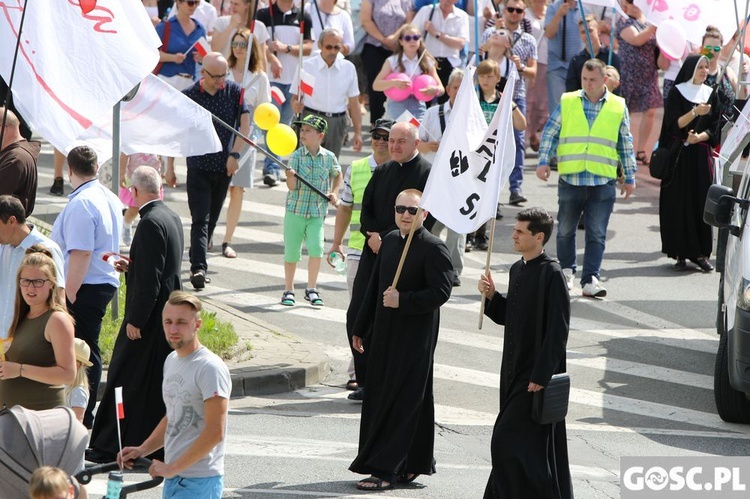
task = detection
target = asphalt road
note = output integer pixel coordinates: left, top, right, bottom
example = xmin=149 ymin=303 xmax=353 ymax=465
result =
xmin=30 ymin=126 xmax=750 ymax=498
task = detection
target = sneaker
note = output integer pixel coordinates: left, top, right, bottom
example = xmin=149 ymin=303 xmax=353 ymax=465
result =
xmin=278 ymin=171 xmax=287 ymax=182
xmin=562 ymin=268 xmax=574 ymax=291
xmin=475 ymin=236 xmax=489 ymax=251
xmin=190 ymin=270 xmax=206 ymax=290
xmin=465 ymin=236 xmax=474 ymax=253
xmin=452 ymin=273 xmax=461 ymax=287
xmin=50 ymin=177 xmax=64 ymax=196
xmin=582 ymin=277 xmax=607 ymax=298
xmin=495 ymin=205 xmax=504 ymax=220
xmin=509 ymin=191 xmax=528 ymax=205
xmin=263 ymin=173 xmax=278 ymax=187
xmin=122 ymin=224 xmax=133 ymax=246
xmin=348 ymin=387 xmax=364 ymax=401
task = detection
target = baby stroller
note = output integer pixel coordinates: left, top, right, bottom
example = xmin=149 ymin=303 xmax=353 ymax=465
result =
xmin=0 ymin=406 xmax=88 ymax=496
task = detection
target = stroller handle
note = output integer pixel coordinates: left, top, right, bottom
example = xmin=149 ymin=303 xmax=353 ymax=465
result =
xmin=120 ymin=475 xmax=164 ymax=497
xmin=75 ymin=457 xmax=152 ymax=485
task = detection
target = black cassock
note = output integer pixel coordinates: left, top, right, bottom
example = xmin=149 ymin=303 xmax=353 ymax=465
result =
xmin=349 ymin=227 xmax=453 ymax=482
xmin=89 ymin=200 xmax=184 ymax=459
xmin=483 ymin=253 xmax=573 ymax=499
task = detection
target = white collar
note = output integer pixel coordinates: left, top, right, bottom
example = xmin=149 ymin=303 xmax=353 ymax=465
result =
xmin=675 ymin=81 xmax=713 ymax=104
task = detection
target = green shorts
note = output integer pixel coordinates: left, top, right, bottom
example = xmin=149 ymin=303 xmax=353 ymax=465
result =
xmin=284 ymin=212 xmax=325 ymax=262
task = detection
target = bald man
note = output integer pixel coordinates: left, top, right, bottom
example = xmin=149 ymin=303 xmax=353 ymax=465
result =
xmin=177 ymin=52 xmax=250 ymax=290
xmin=0 ymin=107 xmax=40 ymax=216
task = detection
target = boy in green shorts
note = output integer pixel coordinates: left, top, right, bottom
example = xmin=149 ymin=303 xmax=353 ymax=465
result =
xmin=281 ymin=114 xmax=342 ymax=307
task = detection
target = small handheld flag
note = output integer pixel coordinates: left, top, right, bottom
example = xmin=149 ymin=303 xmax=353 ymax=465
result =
xmin=396 ymin=110 xmax=420 ymax=128
xmin=300 ymin=70 xmax=315 ymax=97
xmin=115 ymin=386 xmax=125 ymax=470
xmin=185 ymin=36 xmax=211 ymax=57
xmin=271 ymin=86 xmax=286 ymax=105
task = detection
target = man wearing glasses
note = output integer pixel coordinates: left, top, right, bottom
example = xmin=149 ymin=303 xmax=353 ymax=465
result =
xmin=181 ymin=52 xmax=249 ymax=290
xmin=411 ymin=0 xmax=469 ymax=105
xmin=291 ymin=28 xmax=363 ymax=157
xmin=349 ymin=188 xmax=453 ymax=491
xmin=327 ymin=118 xmax=393 ymax=400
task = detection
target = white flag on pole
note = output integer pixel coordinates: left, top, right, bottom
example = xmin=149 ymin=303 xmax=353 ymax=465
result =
xmin=75 ymin=74 xmax=222 ymax=160
xmin=0 ymin=0 xmax=161 ymax=153
xmin=421 ymin=68 xmax=517 ymax=234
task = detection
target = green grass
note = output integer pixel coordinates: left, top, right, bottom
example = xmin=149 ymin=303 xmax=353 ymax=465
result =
xmin=100 ymin=279 xmax=240 ymax=364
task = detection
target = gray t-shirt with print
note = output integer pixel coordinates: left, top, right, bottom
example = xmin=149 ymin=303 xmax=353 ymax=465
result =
xmin=163 ymin=346 xmax=231 ymax=478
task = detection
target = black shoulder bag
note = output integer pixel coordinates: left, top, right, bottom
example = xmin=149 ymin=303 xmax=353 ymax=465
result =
xmin=650 ymin=140 xmax=682 ymax=180
xmin=531 ymin=262 xmax=571 ymax=425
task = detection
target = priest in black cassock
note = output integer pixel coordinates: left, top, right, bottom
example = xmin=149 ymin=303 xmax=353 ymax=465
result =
xmin=86 ymin=166 xmax=184 ymax=464
xmin=349 ymin=189 xmax=454 ymax=491
xmin=479 ymin=208 xmax=573 ymax=499
xmin=346 ymin=122 xmax=432 ymax=400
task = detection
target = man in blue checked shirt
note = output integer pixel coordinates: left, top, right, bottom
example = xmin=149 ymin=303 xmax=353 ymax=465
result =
xmin=536 ymin=58 xmax=635 ymax=299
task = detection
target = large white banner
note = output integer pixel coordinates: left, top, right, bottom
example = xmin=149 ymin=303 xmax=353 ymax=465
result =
xmin=76 ymin=74 xmax=222 ymax=160
xmin=421 ymin=69 xmax=517 ymax=234
xmin=0 ymin=0 xmax=161 ymax=153
xmin=634 ymin=0 xmax=740 ymax=45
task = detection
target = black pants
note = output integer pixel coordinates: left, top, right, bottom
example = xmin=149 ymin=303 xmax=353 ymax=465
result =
xmin=362 ymin=43 xmax=392 ymax=126
xmin=434 ymin=57 xmax=454 ymax=106
xmin=187 ymin=167 xmax=232 ymax=273
xmin=67 ymin=283 xmax=117 ymax=428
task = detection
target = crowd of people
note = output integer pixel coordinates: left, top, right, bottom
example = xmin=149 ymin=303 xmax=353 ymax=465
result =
xmin=0 ymin=0 xmax=747 ymax=497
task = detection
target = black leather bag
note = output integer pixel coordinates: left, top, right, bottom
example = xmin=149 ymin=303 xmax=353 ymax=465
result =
xmin=650 ymin=142 xmax=682 ymax=180
xmin=532 ymin=373 xmax=571 ymax=425
xmin=530 ymin=262 xmax=570 ymax=425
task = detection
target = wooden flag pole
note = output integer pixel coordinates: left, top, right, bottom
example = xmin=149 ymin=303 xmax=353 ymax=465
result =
xmin=391 ymin=207 xmax=422 ymax=289
xmin=478 ymin=217 xmax=497 ymax=330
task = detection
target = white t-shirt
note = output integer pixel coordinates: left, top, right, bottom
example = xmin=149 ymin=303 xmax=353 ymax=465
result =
xmin=305 ymin=3 xmax=356 ymax=55
xmin=163 ymin=346 xmax=231 ymax=478
xmin=411 ymin=5 xmax=469 ymax=68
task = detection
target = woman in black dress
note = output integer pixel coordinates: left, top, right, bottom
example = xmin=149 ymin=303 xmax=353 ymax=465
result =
xmin=658 ymin=55 xmax=719 ymax=272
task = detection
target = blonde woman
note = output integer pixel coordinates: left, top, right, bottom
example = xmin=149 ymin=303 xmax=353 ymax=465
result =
xmin=0 ymin=246 xmax=76 ymax=410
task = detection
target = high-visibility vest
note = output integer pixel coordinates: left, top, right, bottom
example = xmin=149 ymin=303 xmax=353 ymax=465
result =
xmin=557 ymin=91 xmax=625 ymax=179
xmin=348 ymin=157 xmax=372 ymax=252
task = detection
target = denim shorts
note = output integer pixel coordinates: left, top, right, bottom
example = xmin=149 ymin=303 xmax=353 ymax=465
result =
xmin=163 ymin=475 xmax=223 ymax=499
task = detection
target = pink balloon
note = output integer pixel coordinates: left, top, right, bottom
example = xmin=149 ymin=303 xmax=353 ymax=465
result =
xmin=384 ymin=73 xmax=412 ymax=102
xmin=412 ymin=74 xmax=437 ymax=102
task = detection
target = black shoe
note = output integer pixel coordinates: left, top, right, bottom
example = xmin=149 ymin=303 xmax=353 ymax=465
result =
xmin=475 ymin=237 xmax=489 ymax=251
xmin=509 ymin=191 xmax=527 ymax=205
xmin=348 ymin=387 xmax=364 ymax=401
xmin=190 ymin=270 xmax=206 ymax=290
xmin=85 ymin=448 xmax=115 ymax=464
xmin=50 ymin=177 xmax=64 ymax=196
xmin=263 ymin=173 xmax=278 ymax=186
xmin=495 ymin=205 xmax=504 ymax=220
xmin=689 ymin=258 xmax=714 ymax=272
xmin=465 ymin=236 xmax=474 ymax=253
xmin=674 ymin=258 xmax=687 ymax=270
xmin=452 ymin=274 xmax=461 ymax=287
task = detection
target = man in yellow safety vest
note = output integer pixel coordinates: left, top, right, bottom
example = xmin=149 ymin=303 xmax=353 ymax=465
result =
xmin=536 ymin=58 xmax=636 ymax=299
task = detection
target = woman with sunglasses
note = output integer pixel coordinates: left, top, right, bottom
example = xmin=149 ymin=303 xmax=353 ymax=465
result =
xmin=373 ymin=24 xmax=444 ymax=122
xmin=219 ymin=29 xmax=271 ymax=259
xmin=0 ymin=246 xmax=76 ymax=410
xmin=616 ymin=0 xmax=661 ymax=168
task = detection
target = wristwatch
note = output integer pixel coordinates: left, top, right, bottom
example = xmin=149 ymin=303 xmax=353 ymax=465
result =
xmin=286 ymin=44 xmax=292 ymax=53
xmin=229 ymin=152 xmax=240 ymax=160
xmin=691 ymin=108 xmax=697 ymax=117
xmin=435 ymin=32 xmax=441 ymax=39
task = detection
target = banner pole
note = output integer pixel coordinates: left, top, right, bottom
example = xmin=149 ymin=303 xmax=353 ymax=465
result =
xmin=391 ymin=208 xmax=422 ymax=289
xmin=478 ymin=217 xmax=496 ymax=330
xmin=0 ymin=0 xmax=30 ymax=148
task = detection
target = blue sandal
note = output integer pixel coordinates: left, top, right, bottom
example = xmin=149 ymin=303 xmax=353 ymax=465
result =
xmin=280 ymin=290 xmax=295 ymax=306
xmin=305 ymin=288 xmax=324 ymax=306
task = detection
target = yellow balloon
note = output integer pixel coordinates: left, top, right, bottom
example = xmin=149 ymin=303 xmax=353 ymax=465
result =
xmin=267 ymin=124 xmax=298 ymax=156
xmin=254 ymin=103 xmax=280 ymax=130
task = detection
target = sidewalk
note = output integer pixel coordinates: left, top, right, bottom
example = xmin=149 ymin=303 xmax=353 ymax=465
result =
xmin=28 ymin=213 xmax=330 ymax=400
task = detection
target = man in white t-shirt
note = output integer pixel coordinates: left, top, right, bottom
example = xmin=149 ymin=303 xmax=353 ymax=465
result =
xmin=120 ymin=291 xmax=231 ymax=499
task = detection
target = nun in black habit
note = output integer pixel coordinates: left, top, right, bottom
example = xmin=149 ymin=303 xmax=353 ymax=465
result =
xmin=658 ymin=54 xmax=721 ymax=271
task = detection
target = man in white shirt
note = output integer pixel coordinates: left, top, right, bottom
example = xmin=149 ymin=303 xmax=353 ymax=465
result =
xmin=412 ymin=0 xmax=469 ymax=104
xmin=0 ymin=195 xmax=65 ymax=339
xmin=306 ymin=0 xmax=356 ymax=55
xmin=417 ymin=69 xmax=464 ymax=285
xmin=291 ymin=28 xmax=362 ymax=157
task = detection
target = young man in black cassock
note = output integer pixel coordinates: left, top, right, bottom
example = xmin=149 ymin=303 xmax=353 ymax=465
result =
xmin=86 ymin=167 xmax=184 ymax=464
xmin=478 ymin=208 xmax=573 ymax=499
xmin=349 ymin=189 xmax=454 ymax=491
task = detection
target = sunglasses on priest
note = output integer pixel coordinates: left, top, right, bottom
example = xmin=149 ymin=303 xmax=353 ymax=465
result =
xmin=395 ymin=205 xmax=420 ymax=215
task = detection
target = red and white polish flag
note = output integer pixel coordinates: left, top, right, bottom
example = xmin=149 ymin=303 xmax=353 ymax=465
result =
xmin=300 ymin=70 xmax=316 ymax=97
xmin=270 ymin=86 xmax=286 ymax=105
xmin=396 ymin=110 xmax=420 ymax=128
xmin=115 ymin=386 xmax=125 ymax=419
xmin=194 ymin=36 xmax=211 ymax=57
